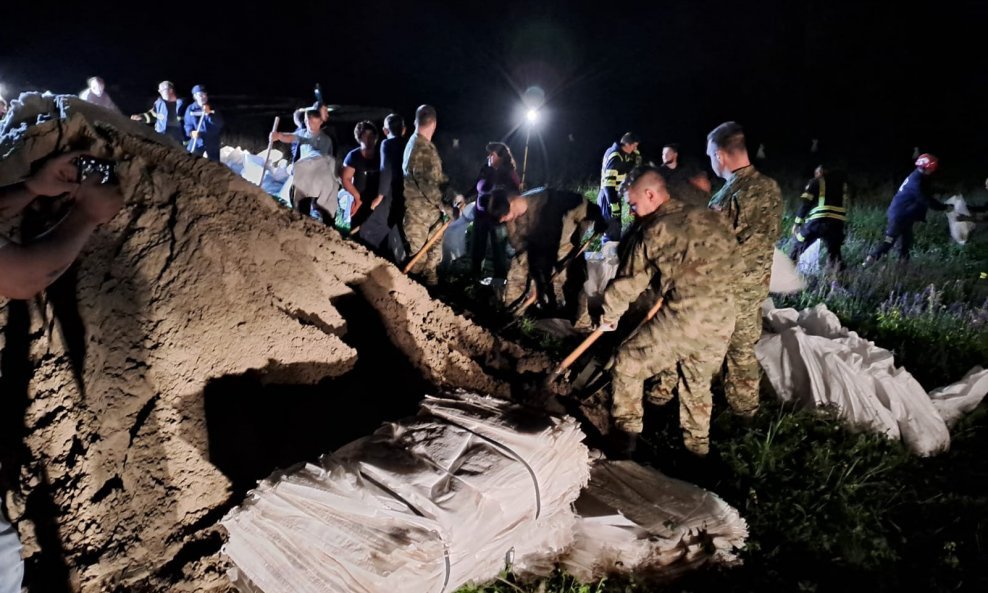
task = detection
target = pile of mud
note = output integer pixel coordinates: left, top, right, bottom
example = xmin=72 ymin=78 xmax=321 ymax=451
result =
xmin=0 ymin=96 xmax=552 ymax=592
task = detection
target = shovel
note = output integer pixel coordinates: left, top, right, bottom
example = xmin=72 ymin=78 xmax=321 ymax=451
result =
xmin=549 ymin=296 xmax=665 ymax=387
xmin=258 ymin=116 xmax=280 ymax=189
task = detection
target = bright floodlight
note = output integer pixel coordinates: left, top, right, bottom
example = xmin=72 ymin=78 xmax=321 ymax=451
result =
xmin=526 ymin=109 xmax=539 ymax=124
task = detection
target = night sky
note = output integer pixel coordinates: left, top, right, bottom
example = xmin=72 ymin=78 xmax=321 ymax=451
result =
xmin=2 ymin=0 xmax=986 ymax=182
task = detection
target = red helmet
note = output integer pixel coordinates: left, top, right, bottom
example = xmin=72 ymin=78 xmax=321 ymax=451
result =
xmin=915 ymin=153 xmax=939 ymax=173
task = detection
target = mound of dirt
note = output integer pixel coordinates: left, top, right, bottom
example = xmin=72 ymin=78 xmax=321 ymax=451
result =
xmin=0 ymin=96 xmax=553 ymax=593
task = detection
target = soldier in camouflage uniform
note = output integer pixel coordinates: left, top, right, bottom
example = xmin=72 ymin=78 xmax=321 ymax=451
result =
xmin=493 ymin=189 xmax=604 ymax=324
xmin=402 ymin=105 xmax=456 ymax=286
xmin=706 ymin=121 xmax=782 ymax=417
xmin=599 ymin=167 xmax=739 ymax=456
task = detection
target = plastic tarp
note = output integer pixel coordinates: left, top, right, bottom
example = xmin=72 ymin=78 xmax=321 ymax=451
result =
xmin=756 ymin=301 xmax=988 ymax=456
xmin=221 ymin=392 xmax=591 ymax=593
xmin=946 ymin=195 xmax=976 ymax=245
xmin=563 ymin=460 xmax=747 ymax=582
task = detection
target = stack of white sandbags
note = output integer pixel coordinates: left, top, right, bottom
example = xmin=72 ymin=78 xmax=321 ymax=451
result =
xmin=241 ymin=149 xmax=288 ymax=186
xmin=563 ymin=461 xmax=748 ymax=581
xmin=946 ymin=195 xmax=976 ymax=245
xmin=756 ymin=301 xmax=988 ymax=456
xmin=221 ymin=392 xmax=590 ymax=593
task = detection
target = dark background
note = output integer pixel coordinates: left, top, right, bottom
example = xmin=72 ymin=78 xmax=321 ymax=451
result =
xmin=2 ymin=0 xmax=986 ymax=190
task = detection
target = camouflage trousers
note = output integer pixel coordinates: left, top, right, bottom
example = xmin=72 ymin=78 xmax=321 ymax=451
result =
xmin=403 ymin=203 xmax=447 ymax=286
xmin=611 ymin=297 xmax=735 ymax=455
xmin=725 ymin=278 xmax=769 ymax=416
xmin=505 ymin=244 xmax=589 ymax=324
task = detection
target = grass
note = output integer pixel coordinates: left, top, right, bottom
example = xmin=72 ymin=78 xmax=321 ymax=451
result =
xmin=450 ymin=172 xmax=988 ymax=593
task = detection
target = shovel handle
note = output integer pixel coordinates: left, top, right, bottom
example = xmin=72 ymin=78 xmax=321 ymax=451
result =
xmin=640 ymin=297 xmax=664 ymax=327
xmin=403 ymin=219 xmax=451 ymax=274
xmin=552 ymin=297 xmax=664 ymax=381
xmin=259 ymin=116 xmax=281 ymax=187
xmin=552 ymin=329 xmax=604 ymax=379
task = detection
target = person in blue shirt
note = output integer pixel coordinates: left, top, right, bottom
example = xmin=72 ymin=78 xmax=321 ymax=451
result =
xmin=865 ymin=154 xmax=952 ymax=264
xmin=131 ymin=81 xmax=185 ymax=144
xmin=342 ymin=120 xmax=380 ymax=226
xmin=183 ymin=84 xmax=224 ymax=161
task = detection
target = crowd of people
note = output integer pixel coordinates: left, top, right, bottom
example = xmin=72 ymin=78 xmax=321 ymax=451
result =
xmin=0 ymin=69 xmax=983 ymax=593
xmin=0 ymin=75 xmax=968 ymax=459
xmin=80 ymin=74 xmax=984 ymax=459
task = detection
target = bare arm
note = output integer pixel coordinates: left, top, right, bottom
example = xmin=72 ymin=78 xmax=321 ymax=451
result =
xmin=270 ymin=132 xmax=298 ymax=144
xmin=341 ymin=165 xmax=361 ymax=203
xmin=340 ymin=165 xmax=363 ymax=214
xmin=0 ymin=180 xmax=123 ymax=299
xmin=0 ymin=208 xmax=98 ymax=298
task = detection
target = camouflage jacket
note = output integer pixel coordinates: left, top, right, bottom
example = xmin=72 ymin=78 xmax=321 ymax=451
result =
xmin=601 ymin=199 xmax=740 ymax=322
xmin=402 ymin=133 xmax=448 ymax=210
xmin=707 ymin=165 xmax=782 ymax=282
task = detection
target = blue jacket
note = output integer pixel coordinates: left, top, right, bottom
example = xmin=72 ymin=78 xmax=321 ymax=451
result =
xmin=154 ymin=97 xmax=185 ymax=135
xmin=887 ymin=169 xmax=945 ymax=223
xmin=597 ymin=142 xmax=641 ymax=212
xmin=183 ymin=103 xmax=225 ymax=152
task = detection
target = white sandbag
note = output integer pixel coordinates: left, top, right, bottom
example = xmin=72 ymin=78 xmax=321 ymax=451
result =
xmin=946 ymin=195 xmax=976 ymax=245
xmin=929 ymin=367 xmax=988 ymax=428
xmin=442 ymin=202 xmax=475 ymax=263
xmin=756 ymin=302 xmax=987 ymax=456
xmin=222 ymin=392 xmax=590 ymax=593
xmin=254 ymin=147 xmax=283 ymax=166
xmin=769 ymin=247 xmax=805 ymax=293
xmin=240 ymin=153 xmax=266 ymax=186
xmin=583 ymin=242 xmax=619 ymax=298
xmin=796 ymin=239 xmax=822 ymax=276
xmin=563 ymin=461 xmax=747 ymax=582
xmin=220 ymin=145 xmax=245 ymax=168
xmin=270 ymin=162 xmax=290 ymax=183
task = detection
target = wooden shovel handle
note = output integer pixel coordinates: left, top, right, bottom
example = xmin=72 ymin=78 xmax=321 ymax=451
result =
xmin=402 ymin=219 xmax=451 ymax=274
xmin=552 ymin=329 xmax=604 ymax=379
